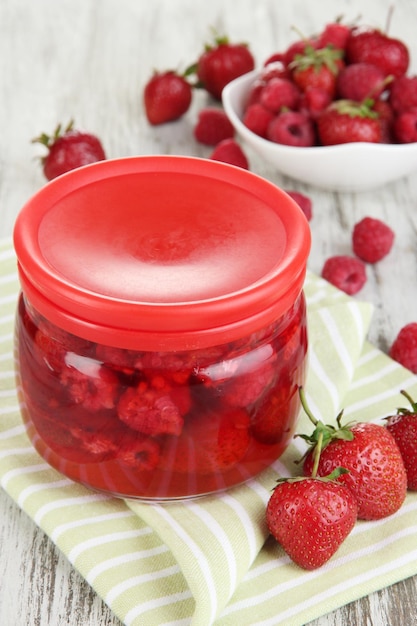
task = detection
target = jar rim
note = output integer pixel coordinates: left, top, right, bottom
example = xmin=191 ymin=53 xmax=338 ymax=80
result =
xmin=14 ymin=156 xmax=310 ymax=350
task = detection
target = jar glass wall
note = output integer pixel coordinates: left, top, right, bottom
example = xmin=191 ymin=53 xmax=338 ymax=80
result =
xmin=16 ymin=291 xmax=307 ymax=499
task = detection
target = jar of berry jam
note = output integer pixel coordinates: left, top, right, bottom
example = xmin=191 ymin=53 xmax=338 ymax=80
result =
xmin=13 ymin=156 xmax=311 ymax=500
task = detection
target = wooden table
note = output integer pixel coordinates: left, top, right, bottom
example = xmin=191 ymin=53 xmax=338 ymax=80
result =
xmin=1 ymin=0 xmax=417 ymax=624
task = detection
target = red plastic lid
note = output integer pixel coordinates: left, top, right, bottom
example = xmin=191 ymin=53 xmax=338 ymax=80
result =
xmin=14 ymin=156 xmax=310 ymax=350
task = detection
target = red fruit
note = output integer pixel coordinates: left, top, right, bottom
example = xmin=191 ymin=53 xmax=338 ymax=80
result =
xmin=321 ymin=255 xmax=367 ymax=295
xmin=336 ymin=62 xmax=386 ymax=102
xmin=117 ymin=435 xmax=160 ymax=470
xmin=372 ymin=98 xmax=395 ymax=142
xmin=317 ymin=21 xmax=351 ymax=51
xmin=266 ymin=475 xmax=357 ymax=570
xmin=196 ymin=35 xmax=255 ymax=100
xmin=284 ymin=190 xmax=313 ymax=221
xmin=290 ymin=44 xmax=344 ymax=98
xmin=352 ymin=216 xmax=395 ymax=263
xmin=117 ymin=380 xmax=185 ymax=437
xmin=299 ymin=389 xmax=407 ymax=520
xmin=393 ymin=107 xmax=417 ymax=143
xmin=283 ymin=39 xmax=318 ymax=67
xmin=389 ymin=323 xmax=417 ymax=374
xmin=60 ymin=357 xmax=120 ymax=412
xmin=346 ymin=27 xmax=409 ymax=78
xmin=317 ymin=100 xmax=382 ymax=145
xmin=385 ymin=390 xmax=417 ymax=490
xmin=243 ymin=103 xmax=275 ymax=138
xmin=194 ymin=107 xmax=235 ymax=146
xmin=209 ymin=138 xmax=249 ymax=170
xmin=143 ymin=70 xmax=192 ymax=125
xmin=32 ymin=120 xmax=106 ymax=181
xmin=389 ymin=75 xmax=417 ymax=114
xmin=251 ymin=379 xmax=297 ymax=444
xmin=259 ymin=77 xmax=301 ymax=113
xmin=259 ymin=60 xmax=290 ymax=82
xmin=163 ymin=406 xmax=251 ymax=474
xmin=244 ymin=81 xmax=265 ymax=107
xmin=298 ymin=86 xmax=332 ymax=120
xmin=267 ymin=111 xmax=315 ymax=147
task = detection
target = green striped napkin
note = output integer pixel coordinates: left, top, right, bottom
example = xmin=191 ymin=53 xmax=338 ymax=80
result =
xmin=1 ymin=236 xmax=417 ymax=626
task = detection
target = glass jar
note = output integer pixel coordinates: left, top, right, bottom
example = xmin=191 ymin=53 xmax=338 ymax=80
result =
xmin=13 ymin=156 xmax=311 ymax=500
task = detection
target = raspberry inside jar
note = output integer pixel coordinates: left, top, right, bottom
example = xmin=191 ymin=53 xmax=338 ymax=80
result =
xmin=13 ymin=156 xmax=310 ymax=499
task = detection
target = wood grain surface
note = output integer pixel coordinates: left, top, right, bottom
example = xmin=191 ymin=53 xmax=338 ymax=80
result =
xmin=1 ymin=0 xmax=417 ymax=624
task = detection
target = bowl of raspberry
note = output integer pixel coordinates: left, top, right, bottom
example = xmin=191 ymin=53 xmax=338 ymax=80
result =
xmin=13 ymin=155 xmax=310 ymax=500
xmin=222 ymin=65 xmax=417 ymax=192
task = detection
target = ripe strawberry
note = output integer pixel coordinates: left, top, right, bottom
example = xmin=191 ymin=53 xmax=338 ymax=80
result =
xmin=317 ymin=99 xmax=382 ymax=145
xmin=389 ymin=323 xmax=417 ymax=374
xmin=346 ymin=26 xmax=409 ymax=78
xmin=209 ymin=138 xmax=249 ymax=169
xmin=316 ymin=20 xmax=351 ymax=51
xmin=266 ymin=472 xmax=357 ymax=570
xmin=194 ymin=35 xmax=255 ymax=100
xmin=32 ymin=120 xmax=106 ymax=181
xmin=352 ymin=216 xmax=395 ymax=263
xmin=290 ymin=45 xmax=344 ymax=98
xmin=321 ymin=255 xmax=367 ymax=295
xmin=299 ymin=388 xmax=407 ymax=520
xmin=385 ymin=389 xmax=417 ymax=490
xmin=194 ymin=107 xmax=235 ymax=146
xmin=283 ymin=38 xmax=318 ymax=67
xmin=336 ymin=62 xmax=386 ymax=102
xmin=267 ymin=111 xmax=315 ymax=147
xmin=143 ymin=70 xmax=192 ymax=125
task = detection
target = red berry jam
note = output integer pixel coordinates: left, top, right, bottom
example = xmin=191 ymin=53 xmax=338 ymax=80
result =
xmin=14 ymin=156 xmax=310 ymax=499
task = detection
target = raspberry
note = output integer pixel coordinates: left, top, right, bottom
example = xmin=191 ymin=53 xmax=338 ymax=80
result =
xmin=193 ymin=107 xmax=235 ymax=146
xmin=298 ymin=86 xmax=332 ymax=120
xmin=284 ymin=190 xmax=313 ymax=221
xmin=117 ymin=435 xmax=160 ymax=470
xmin=117 ymin=381 xmax=185 ymax=436
xmin=60 ymin=357 xmax=120 ymax=411
xmin=196 ymin=346 xmax=277 ymax=408
xmin=393 ymin=107 xmax=417 ymax=143
xmin=336 ymin=62 xmax=386 ymax=102
xmin=209 ymin=138 xmax=249 ymax=169
xmin=259 ymin=77 xmax=301 ymax=113
xmin=352 ymin=217 xmax=395 ymax=263
xmin=389 ymin=323 xmax=417 ymax=374
xmin=321 ymin=255 xmax=367 ymax=295
xmin=243 ymin=103 xmax=274 ymax=138
xmin=267 ymin=111 xmax=315 ymax=147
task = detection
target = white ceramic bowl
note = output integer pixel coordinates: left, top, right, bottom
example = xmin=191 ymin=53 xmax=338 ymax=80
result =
xmin=222 ymin=70 xmax=417 ymax=192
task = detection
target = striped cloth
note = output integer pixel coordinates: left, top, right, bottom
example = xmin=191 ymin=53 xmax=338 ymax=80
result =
xmin=1 ymin=236 xmax=417 ymax=626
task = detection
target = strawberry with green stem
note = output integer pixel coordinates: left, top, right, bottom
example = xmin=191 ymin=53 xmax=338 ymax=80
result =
xmin=385 ymin=389 xmax=417 ymax=490
xmin=190 ymin=33 xmax=255 ymax=100
xmin=266 ymin=405 xmax=357 ymax=570
xmin=32 ymin=120 xmax=106 ymax=181
xmin=299 ymin=387 xmax=407 ymax=520
xmin=290 ymin=44 xmax=345 ymax=98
